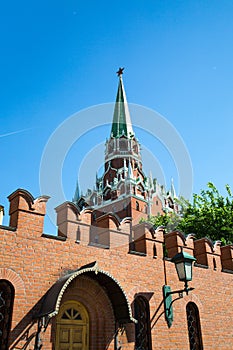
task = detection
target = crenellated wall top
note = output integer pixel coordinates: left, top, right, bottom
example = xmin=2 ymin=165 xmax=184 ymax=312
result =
xmin=1 ymin=189 xmax=233 ymax=272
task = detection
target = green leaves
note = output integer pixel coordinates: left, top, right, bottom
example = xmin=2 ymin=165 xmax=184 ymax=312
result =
xmin=145 ymin=183 xmax=233 ymax=245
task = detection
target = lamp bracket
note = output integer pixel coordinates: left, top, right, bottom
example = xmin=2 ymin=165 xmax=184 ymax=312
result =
xmin=166 ymin=286 xmax=195 ymax=297
xmin=163 ymin=285 xmax=195 ymax=328
xmin=163 ymin=285 xmax=173 ymax=328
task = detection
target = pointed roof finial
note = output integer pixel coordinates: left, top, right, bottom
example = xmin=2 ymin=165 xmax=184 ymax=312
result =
xmin=127 ymin=160 xmax=134 ymax=180
xmin=116 ymin=67 xmax=124 ymax=76
xmin=73 ymin=179 xmax=81 ymax=204
xmin=170 ymin=177 xmax=177 ymax=199
xmin=111 ymin=67 xmax=134 ymax=138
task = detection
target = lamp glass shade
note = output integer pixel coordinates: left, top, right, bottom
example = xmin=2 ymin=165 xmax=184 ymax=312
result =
xmin=171 ymin=251 xmax=196 ymax=283
xmin=175 ymin=261 xmax=192 ymax=282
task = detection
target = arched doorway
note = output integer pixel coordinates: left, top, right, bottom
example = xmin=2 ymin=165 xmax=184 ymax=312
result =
xmin=56 ymin=300 xmax=89 ymax=350
xmin=39 ymin=262 xmax=136 ymax=348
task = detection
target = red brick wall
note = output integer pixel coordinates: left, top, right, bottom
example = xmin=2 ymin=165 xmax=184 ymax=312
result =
xmin=1 ymin=189 xmax=233 ymax=349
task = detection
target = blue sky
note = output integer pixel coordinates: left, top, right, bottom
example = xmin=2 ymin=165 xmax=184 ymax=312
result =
xmin=1 ymin=1 xmax=233 ymax=229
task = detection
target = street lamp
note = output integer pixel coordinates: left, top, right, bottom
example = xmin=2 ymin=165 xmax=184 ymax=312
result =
xmin=163 ymin=251 xmax=196 ymax=327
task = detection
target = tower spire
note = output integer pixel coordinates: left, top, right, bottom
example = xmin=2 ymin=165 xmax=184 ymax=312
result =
xmin=73 ymin=179 xmax=80 ymax=204
xmin=111 ymin=68 xmax=134 ymax=138
xmin=170 ymin=178 xmax=177 ymax=199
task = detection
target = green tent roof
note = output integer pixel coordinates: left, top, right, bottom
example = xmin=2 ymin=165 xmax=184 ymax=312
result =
xmin=111 ymin=76 xmax=134 ymax=138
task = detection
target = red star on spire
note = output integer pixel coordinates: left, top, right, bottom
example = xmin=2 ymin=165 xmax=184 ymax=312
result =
xmin=116 ymin=67 xmax=124 ymax=76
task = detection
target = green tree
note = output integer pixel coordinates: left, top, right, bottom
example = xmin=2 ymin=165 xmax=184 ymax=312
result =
xmin=144 ymin=183 xmax=233 ymax=245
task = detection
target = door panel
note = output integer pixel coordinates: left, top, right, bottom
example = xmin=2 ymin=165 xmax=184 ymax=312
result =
xmin=58 ymin=326 xmax=71 ymax=350
xmin=73 ymin=326 xmax=86 ymax=348
xmin=59 ymin=328 xmax=70 ymax=343
xmin=58 ymin=325 xmax=87 ymax=350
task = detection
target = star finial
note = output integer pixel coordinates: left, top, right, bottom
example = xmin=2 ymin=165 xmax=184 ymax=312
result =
xmin=116 ymin=67 xmax=124 ymax=76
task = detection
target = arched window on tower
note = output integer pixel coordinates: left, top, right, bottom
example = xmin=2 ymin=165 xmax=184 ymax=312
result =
xmin=0 ymin=280 xmax=15 ymax=350
xmin=136 ymin=201 xmax=140 ymax=211
xmin=186 ymin=302 xmax=203 ymax=350
xmin=134 ymin=296 xmax=152 ymax=350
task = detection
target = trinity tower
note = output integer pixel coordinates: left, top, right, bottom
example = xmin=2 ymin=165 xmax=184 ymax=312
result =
xmin=73 ymin=68 xmax=178 ymax=226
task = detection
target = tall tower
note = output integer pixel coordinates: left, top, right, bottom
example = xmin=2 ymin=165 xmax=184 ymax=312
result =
xmin=100 ymin=68 xmax=149 ymax=223
xmin=74 ymin=69 xmax=178 ymax=225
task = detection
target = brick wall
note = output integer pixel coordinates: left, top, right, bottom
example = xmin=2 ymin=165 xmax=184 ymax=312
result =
xmin=1 ymin=189 xmax=233 ymax=349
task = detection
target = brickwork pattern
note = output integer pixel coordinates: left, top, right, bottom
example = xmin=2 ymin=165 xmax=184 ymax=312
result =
xmin=1 ymin=189 xmax=233 ymax=349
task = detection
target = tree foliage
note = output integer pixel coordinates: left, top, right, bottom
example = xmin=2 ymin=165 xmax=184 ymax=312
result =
xmin=144 ymin=182 xmax=233 ymax=245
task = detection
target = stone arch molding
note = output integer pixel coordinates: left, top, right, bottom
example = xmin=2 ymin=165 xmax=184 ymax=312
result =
xmin=0 ymin=268 xmax=25 ymax=295
xmin=38 ymin=261 xmax=137 ymax=324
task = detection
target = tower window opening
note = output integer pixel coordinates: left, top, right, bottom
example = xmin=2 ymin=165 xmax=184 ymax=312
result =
xmin=153 ymin=244 xmax=157 ymax=258
xmin=213 ymin=257 xmax=217 ymax=270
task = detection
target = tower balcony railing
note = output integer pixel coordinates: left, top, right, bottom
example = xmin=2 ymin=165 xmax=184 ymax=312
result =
xmin=105 ymin=150 xmax=142 ymax=159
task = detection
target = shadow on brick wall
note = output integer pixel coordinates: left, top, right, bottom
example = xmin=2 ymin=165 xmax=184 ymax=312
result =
xmin=9 ymin=297 xmax=44 ymax=350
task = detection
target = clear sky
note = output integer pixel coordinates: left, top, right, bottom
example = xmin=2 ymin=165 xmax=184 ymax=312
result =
xmin=1 ymin=1 xmax=233 ymax=230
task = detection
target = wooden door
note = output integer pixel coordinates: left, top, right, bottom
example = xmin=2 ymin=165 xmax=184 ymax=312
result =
xmin=56 ymin=301 xmax=89 ymax=350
